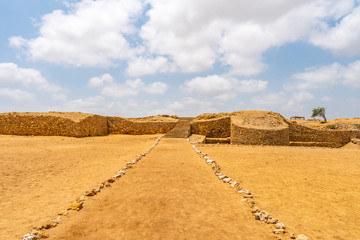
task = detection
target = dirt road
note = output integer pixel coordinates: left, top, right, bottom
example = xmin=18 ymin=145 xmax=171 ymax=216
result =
xmin=47 ymin=138 xmax=274 ymax=240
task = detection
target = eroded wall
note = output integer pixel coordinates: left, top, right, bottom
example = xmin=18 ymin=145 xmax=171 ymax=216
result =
xmin=190 ymin=117 xmax=231 ymax=138
xmin=0 ymin=113 xmax=108 ymax=137
xmin=108 ymin=117 xmax=177 ymax=135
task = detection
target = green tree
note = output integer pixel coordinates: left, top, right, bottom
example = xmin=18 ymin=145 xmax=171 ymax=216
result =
xmin=311 ymin=107 xmax=327 ymax=123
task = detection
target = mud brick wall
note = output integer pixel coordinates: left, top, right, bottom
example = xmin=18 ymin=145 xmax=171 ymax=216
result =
xmin=231 ymin=122 xmax=290 ymax=146
xmin=289 ymin=122 xmax=360 ymax=144
xmin=0 ymin=113 xmax=108 ymax=137
xmin=108 ymin=117 xmax=177 ymax=135
xmin=191 ymin=117 xmax=231 ymax=138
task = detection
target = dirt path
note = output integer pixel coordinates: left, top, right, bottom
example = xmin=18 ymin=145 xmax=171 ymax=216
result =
xmin=47 ymin=138 xmax=274 ymax=240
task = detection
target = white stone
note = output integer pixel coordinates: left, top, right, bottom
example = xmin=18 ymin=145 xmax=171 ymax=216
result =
xmin=223 ymin=177 xmax=231 ymax=183
xmin=206 ymin=159 xmax=214 ymax=164
xmin=296 ymin=234 xmax=311 ymax=240
xmin=218 ymin=174 xmax=227 ymax=180
xmin=275 ymin=222 xmax=286 ymax=229
xmin=273 ymin=229 xmax=286 ymax=234
xmin=22 ymin=234 xmax=37 ymax=240
xmin=230 ymin=181 xmax=239 ymax=188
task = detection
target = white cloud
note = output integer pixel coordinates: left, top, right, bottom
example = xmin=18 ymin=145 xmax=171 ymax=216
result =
xmin=146 ymin=82 xmax=168 ymax=94
xmin=163 ymin=97 xmax=217 ymax=116
xmin=310 ymin=6 xmax=360 ymax=56
xmin=237 ymin=80 xmax=268 ymax=93
xmin=0 ymin=62 xmax=63 ymax=92
xmin=88 ymin=73 xmax=114 ymax=88
xmin=252 ymin=91 xmax=314 ymax=111
xmin=126 ymin=56 xmax=175 ymax=76
xmin=343 ymin=60 xmax=360 ymax=88
xmin=89 ymin=73 xmax=168 ymax=98
xmin=0 ymin=88 xmax=34 ymax=101
xmin=10 ymin=0 xmax=144 ymax=67
xmin=286 ymin=60 xmax=360 ymax=90
xmin=140 ymin=0 xmax=356 ymax=76
xmin=9 ymin=0 xmax=359 ymax=77
xmin=181 ymin=75 xmax=267 ymax=102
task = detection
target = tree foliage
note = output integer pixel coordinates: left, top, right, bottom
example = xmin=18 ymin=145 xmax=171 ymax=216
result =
xmin=311 ymin=107 xmax=327 ymax=123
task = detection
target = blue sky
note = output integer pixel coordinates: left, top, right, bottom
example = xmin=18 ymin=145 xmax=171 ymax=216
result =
xmin=1 ymin=0 xmax=360 ymax=118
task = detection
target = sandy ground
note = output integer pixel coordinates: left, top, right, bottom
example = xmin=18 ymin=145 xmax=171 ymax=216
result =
xmin=47 ymin=138 xmax=274 ymax=240
xmin=0 ymin=134 xmax=161 ymax=240
xmin=198 ymin=144 xmax=360 ymax=240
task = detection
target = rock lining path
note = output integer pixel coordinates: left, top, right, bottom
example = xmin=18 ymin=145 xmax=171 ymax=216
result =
xmin=47 ymin=138 xmax=274 ymax=239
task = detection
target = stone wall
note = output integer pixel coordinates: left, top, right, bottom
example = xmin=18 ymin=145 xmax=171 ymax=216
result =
xmin=190 ymin=117 xmax=231 ymax=138
xmin=0 ymin=113 xmax=109 ymax=137
xmin=289 ymin=122 xmax=360 ymax=145
xmin=108 ymin=117 xmax=177 ymax=135
xmin=231 ymin=122 xmax=290 ymax=146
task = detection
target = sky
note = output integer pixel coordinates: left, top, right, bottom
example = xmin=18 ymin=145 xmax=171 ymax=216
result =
xmin=0 ymin=0 xmax=360 ymax=118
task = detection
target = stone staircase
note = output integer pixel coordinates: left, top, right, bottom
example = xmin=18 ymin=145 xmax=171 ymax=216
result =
xmin=163 ymin=118 xmax=193 ymax=138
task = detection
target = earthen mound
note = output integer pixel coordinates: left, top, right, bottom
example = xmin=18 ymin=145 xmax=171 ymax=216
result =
xmin=230 ymin=111 xmax=289 ymax=130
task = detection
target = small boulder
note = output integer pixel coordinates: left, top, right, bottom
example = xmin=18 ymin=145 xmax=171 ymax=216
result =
xmin=275 ymin=222 xmax=286 ymax=229
xmin=230 ymin=181 xmax=239 ymax=188
xmin=107 ymin=178 xmax=115 ymax=183
xmin=223 ymin=177 xmax=231 ymax=183
xmin=85 ymin=189 xmax=97 ymax=196
xmin=218 ymin=174 xmax=227 ymax=180
xmin=68 ymin=201 xmax=83 ymax=211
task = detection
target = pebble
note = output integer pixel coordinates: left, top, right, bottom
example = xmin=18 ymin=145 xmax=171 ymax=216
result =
xmin=243 ymin=194 xmax=253 ymax=198
xmin=272 ymin=229 xmax=286 ymax=234
xmin=290 ymin=233 xmax=296 ymax=239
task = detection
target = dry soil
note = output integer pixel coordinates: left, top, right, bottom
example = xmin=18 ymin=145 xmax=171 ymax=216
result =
xmin=198 ymin=144 xmax=360 ymax=240
xmin=0 ymin=134 xmax=161 ymax=239
xmin=47 ymin=138 xmax=274 ymax=240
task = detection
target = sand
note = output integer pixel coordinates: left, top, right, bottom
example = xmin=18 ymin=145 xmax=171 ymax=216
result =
xmin=198 ymin=144 xmax=360 ymax=240
xmin=0 ymin=134 xmax=161 ymax=239
xmin=47 ymin=139 xmax=274 ymax=240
